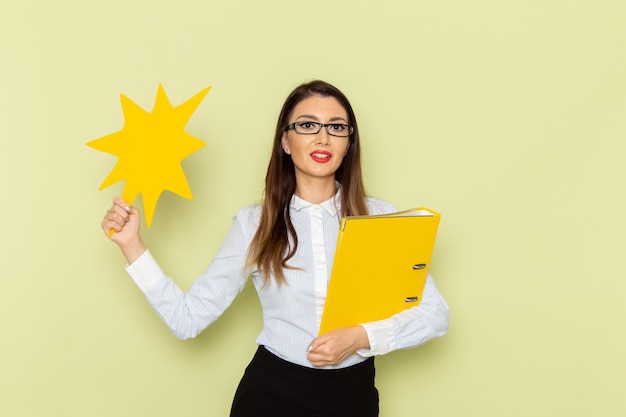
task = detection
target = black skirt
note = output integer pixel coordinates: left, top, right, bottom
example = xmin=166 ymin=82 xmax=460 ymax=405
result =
xmin=230 ymin=345 xmax=379 ymax=417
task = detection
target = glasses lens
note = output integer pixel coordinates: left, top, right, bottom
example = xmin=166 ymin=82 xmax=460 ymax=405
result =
xmin=326 ymin=124 xmax=351 ymax=137
xmin=294 ymin=122 xmax=321 ymax=134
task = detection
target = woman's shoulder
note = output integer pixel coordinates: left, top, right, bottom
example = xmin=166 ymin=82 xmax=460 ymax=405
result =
xmin=224 ymin=203 xmax=261 ymax=234
xmin=365 ymin=196 xmax=397 ymax=215
xmin=233 ymin=203 xmax=262 ymax=222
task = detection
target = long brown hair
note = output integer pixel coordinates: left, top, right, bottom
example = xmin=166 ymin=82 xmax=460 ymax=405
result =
xmin=246 ymin=80 xmax=369 ymax=286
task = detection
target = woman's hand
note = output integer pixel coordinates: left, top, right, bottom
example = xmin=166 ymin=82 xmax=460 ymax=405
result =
xmin=307 ymin=326 xmax=370 ymax=367
xmin=101 ymin=196 xmax=146 ymax=264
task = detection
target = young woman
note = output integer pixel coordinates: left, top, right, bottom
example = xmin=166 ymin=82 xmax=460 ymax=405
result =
xmin=101 ymin=80 xmax=449 ymax=417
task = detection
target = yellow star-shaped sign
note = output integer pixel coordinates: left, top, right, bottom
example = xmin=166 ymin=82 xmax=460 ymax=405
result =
xmin=87 ymin=84 xmax=211 ymax=227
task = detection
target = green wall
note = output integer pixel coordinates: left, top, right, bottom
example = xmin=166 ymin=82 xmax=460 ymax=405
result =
xmin=2 ymin=1 xmax=625 ymax=416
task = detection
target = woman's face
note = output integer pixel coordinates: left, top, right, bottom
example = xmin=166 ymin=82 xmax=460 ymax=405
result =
xmin=281 ymin=95 xmax=350 ymax=188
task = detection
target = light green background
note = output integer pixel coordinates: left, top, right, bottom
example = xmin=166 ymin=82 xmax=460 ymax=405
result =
xmin=2 ymin=1 xmax=625 ymax=416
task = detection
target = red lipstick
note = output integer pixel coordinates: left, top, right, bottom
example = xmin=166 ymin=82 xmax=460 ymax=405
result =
xmin=310 ymin=150 xmax=332 ymax=163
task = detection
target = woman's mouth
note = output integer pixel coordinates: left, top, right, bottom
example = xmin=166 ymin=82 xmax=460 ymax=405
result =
xmin=310 ymin=150 xmax=332 ymax=163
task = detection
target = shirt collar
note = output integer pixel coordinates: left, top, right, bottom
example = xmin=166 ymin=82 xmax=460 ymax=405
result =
xmin=290 ymin=186 xmax=342 ymax=216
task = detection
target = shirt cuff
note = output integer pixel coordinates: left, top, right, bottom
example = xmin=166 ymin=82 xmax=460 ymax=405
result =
xmin=125 ymin=249 xmax=166 ymax=292
xmin=356 ymin=321 xmax=396 ymax=357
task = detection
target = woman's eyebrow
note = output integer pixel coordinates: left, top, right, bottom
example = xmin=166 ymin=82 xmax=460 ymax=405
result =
xmin=294 ymin=114 xmax=348 ymax=123
xmin=295 ymin=114 xmax=320 ymax=121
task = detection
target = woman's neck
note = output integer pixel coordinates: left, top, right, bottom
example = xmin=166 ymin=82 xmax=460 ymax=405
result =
xmin=294 ymin=178 xmax=338 ymax=204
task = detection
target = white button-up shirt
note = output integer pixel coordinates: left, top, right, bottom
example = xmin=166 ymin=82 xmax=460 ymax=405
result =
xmin=126 ymin=192 xmax=449 ymax=368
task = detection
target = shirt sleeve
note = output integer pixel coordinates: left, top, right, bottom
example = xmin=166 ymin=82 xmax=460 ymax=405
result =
xmin=356 ymin=273 xmax=450 ymax=357
xmin=125 ymin=207 xmax=254 ymax=340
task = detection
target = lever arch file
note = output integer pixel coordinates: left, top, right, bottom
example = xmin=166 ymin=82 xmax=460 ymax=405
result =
xmin=319 ymin=207 xmax=440 ymax=335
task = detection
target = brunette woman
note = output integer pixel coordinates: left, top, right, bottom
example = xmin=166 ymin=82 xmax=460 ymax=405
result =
xmin=101 ymin=80 xmax=449 ymax=417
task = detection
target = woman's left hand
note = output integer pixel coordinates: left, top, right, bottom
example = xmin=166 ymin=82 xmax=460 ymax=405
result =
xmin=307 ymin=326 xmax=370 ymax=367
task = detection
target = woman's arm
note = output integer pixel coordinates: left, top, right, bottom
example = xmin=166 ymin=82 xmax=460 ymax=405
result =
xmin=102 ymin=198 xmax=252 ymax=340
xmin=305 ymin=275 xmax=449 ymax=366
xmin=357 ymin=273 xmax=450 ymax=356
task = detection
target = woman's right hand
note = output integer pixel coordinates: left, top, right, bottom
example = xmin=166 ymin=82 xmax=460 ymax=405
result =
xmin=101 ymin=196 xmax=146 ymax=264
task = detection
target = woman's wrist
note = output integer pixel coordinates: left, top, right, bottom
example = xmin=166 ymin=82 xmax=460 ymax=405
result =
xmin=120 ymin=239 xmax=147 ymax=265
xmin=354 ymin=325 xmax=371 ymax=351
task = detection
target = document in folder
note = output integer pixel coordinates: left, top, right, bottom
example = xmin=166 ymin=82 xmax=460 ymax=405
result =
xmin=319 ymin=208 xmax=440 ymax=335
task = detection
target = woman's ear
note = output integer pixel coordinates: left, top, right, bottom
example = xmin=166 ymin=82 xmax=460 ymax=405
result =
xmin=281 ymin=132 xmax=291 ymax=154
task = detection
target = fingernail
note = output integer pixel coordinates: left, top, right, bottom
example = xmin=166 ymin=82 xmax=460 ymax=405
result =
xmin=125 ymin=206 xmax=131 ymax=213
xmin=307 ymin=345 xmax=312 ymax=352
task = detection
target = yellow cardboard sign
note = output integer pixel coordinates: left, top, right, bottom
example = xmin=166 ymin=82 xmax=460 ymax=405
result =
xmin=87 ymin=84 xmax=210 ymax=227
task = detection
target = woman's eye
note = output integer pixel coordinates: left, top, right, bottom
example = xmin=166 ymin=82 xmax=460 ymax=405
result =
xmin=298 ymin=122 xmax=317 ymax=130
xmin=329 ymin=124 xmax=345 ymax=132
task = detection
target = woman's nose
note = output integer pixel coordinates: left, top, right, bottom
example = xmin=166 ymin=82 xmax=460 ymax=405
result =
xmin=315 ymin=128 xmax=331 ymax=145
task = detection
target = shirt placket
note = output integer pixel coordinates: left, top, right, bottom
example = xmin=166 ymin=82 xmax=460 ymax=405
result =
xmin=308 ymin=205 xmax=328 ymax=331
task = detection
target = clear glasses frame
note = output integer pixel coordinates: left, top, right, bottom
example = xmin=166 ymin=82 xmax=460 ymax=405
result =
xmin=285 ymin=121 xmax=354 ymax=137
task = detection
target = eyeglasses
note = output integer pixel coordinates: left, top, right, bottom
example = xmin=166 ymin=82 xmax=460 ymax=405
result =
xmin=285 ymin=121 xmax=354 ymax=137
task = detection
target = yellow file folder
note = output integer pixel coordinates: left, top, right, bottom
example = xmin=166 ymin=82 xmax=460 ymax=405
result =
xmin=319 ymin=207 xmax=440 ymax=335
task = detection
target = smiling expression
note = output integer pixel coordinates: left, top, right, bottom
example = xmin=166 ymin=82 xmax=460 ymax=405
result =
xmin=281 ymin=95 xmax=350 ymax=187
